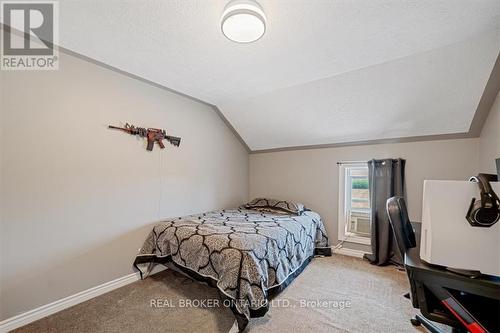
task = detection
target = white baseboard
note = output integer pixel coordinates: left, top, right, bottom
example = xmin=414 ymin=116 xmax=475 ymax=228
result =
xmin=333 ymin=246 xmax=368 ymax=259
xmin=0 ymin=266 xmax=166 ymax=333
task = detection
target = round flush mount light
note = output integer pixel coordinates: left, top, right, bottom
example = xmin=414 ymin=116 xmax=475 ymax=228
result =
xmin=221 ymin=0 xmax=266 ymax=43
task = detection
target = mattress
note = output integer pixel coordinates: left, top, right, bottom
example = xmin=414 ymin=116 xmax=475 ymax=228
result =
xmin=134 ymin=207 xmax=331 ymax=331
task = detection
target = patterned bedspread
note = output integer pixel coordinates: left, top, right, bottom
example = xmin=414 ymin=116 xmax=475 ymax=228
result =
xmin=134 ymin=208 xmax=331 ymax=330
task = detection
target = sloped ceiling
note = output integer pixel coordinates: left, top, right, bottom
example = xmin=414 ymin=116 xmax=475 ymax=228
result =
xmin=56 ymin=0 xmax=499 ymax=150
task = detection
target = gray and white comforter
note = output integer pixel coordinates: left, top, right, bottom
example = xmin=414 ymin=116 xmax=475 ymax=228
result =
xmin=134 ymin=208 xmax=331 ymax=328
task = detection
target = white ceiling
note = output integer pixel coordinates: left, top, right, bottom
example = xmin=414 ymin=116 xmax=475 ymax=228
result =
xmin=56 ymin=0 xmax=500 ymax=150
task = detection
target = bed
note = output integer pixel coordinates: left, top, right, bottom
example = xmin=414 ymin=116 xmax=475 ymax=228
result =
xmin=134 ymin=198 xmax=331 ymax=332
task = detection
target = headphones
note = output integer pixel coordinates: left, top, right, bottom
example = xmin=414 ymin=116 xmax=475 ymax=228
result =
xmin=466 ymin=174 xmax=500 ymax=227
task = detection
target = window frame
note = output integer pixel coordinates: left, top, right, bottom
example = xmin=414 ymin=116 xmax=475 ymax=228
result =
xmin=338 ymin=163 xmax=371 ymax=245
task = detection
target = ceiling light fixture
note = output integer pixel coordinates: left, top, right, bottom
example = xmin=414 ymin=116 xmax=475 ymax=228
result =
xmin=221 ymin=0 xmax=266 ymax=43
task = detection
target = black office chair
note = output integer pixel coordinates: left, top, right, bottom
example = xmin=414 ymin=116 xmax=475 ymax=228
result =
xmin=386 ymin=196 xmax=450 ymax=333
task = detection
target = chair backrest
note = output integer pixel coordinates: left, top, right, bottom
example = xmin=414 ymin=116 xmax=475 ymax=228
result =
xmin=386 ymin=196 xmax=417 ymax=256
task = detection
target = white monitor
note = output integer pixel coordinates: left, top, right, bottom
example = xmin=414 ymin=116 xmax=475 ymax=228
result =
xmin=420 ymin=180 xmax=500 ymax=277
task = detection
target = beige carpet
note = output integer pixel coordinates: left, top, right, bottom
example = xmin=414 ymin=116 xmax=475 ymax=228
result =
xmin=12 ymin=255 xmax=426 ymax=333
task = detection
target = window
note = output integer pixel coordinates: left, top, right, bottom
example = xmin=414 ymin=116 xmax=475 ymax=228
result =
xmin=338 ymin=163 xmax=371 ymax=245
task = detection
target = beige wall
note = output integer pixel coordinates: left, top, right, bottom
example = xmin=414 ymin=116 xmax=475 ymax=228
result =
xmin=249 ymin=139 xmax=479 ymax=248
xmin=479 ymin=92 xmax=500 ymax=174
xmin=0 ymin=52 xmax=248 ymax=320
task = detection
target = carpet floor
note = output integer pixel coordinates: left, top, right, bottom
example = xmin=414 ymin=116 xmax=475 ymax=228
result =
xmin=12 ymin=254 xmax=428 ymax=333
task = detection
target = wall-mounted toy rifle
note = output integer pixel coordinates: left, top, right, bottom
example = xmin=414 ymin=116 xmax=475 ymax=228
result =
xmin=108 ymin=123 xmax=181 ymax=151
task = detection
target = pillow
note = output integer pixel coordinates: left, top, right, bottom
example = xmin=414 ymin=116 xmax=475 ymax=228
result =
xmin=251 ymin=207 xmax=292 ymax=215
xmin=244 ymin=198 xmax=305 ymax=215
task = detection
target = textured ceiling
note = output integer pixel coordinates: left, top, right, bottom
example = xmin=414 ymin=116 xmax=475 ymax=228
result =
xmin=55 ymin=0 xmax=499 ymax=150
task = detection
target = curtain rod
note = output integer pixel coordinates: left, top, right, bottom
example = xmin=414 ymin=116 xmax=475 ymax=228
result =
xmin=337 ymin=158 xmax=402 ymax=165
xmin=336 ymin=160 xmax=367 ymax=165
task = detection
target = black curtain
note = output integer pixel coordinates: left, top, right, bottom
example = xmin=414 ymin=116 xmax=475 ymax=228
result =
xmin=364 ymin=158 xmax=406 ymax=266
